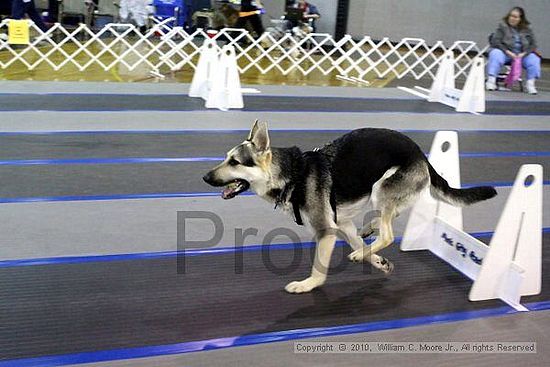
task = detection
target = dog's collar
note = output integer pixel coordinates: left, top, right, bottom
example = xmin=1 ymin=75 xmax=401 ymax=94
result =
xmin=273 ymin=184 xmax=304 ymax=226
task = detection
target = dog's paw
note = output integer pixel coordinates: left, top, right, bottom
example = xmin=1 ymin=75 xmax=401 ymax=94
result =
xmin=348 ymin=248 xmax=367 ymax=263
xmin=379 ymin=257 xmax=395 ymax=276
xmin=285 ymin=277 xmax=323 ymax=294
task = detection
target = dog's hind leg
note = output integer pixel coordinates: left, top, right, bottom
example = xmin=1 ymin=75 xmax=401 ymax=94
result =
xmin=348 ymin=163 xmax=430 ymax=274
xmin=358 ymin=217 xmax=379 ymax=239
xmin=358 ymin=212 xmax=401 ymax=239
xmin=348 ymin=167 xmax=399 ymax=268
xmin=363 ymin=206 xmax=397 ymax=275
xmin=338 ymin=220 xmax=392 ymax=273
xmin=337 ymin=220 xmax=364 ymax=251
xmin=348 ymin=207 xmax=396 ymax=275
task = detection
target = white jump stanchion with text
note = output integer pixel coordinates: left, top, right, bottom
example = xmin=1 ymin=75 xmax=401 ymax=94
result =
xmin=189 ymin=38 xmax=219 ymax=100
xmin=399 ymin=51 xmax=486 ymax=114
xmin=401 ymin=131 xmax=542 ymax=311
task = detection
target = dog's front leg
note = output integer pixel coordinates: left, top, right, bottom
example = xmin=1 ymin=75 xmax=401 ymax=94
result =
xmin=285 ymin=232 xmax=336 ymax=294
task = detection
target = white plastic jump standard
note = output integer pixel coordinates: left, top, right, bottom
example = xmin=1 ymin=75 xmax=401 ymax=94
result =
xmin=428 ymin=51 xmax=457 ymax=104
xmin=205 ymin=45 xmax=243 ymax=111
xmin=188 ymin=39 xmax=244 ymax=111
xmin=399 ymin=51 xmax=486 ymax=114
xmin=189 ymin=38 xmax=219 ymax=100
xmin=455 ymin=56 xmax=485 ymax=113
xmin=402 ymin=131 xmax=542 ymax=311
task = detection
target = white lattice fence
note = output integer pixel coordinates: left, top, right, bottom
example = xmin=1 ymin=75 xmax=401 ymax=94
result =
xmin=0 ymin=19 xmax=489 ymax=81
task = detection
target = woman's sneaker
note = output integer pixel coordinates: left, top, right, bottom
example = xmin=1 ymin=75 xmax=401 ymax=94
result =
xmin=485 ymin=76 xmax=497 ymax=91
xmin=526 ymin=79 xmax=538 ymax=95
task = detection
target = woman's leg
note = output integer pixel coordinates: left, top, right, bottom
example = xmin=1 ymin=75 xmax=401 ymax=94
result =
xmin=486 ymin=48 xmax=507 ymax=77
xmin=523 ymin=52 xmax=540 ymax=94
xmin=522 ymin=52 xmax=541 ymax=80
xmin=486 ymin=48 xmax=507 ymax=90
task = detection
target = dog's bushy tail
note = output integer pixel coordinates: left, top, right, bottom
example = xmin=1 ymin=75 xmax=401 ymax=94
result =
xmin=427 ymin=161 xmax=497 ymax=206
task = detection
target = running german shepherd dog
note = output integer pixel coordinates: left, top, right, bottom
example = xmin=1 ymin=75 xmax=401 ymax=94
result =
xmin=203 ymin=121 xmax=497 ymax=293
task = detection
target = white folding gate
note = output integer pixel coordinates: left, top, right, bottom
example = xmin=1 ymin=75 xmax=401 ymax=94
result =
xmin=0 ymin=18 xmax=488 ymax=81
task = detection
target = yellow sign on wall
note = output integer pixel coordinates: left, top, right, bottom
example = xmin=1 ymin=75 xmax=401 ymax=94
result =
xmin=8 ymin=20 xmax=30 ymax=45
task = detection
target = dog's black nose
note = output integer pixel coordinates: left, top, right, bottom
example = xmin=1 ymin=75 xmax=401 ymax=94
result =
xmin=203 ymin=172 xmax=213 ymax=185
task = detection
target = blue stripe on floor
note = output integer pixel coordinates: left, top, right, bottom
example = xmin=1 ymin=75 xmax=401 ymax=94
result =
xmin=0 ymin=181 xmax=548 ymax=204
xmin=0 ymin=151 xmax=549 ymax=166
xmin=0 ymin=157 xmax=225 ymax=166
xmin=1 ymin=129 xmax=550 ymax=136
xmin=1 ymin=228 xmax=548 ymax=268
xmin=1 ymin=110 xmax=549 ymax=116
xmin=0 ymin=191 xmax=245 ymax=204
xmin=1 ymin=300 xmax=548 ymax=367
xmin=1 ymin=91 xmax=550 ymax=103
xmin=0 ymin=240 xmax=319 ymax=268
xmin=458 ymin=151 xmax=550 ymax=158
xmin=0 ymin=106 xmax=549 ymax=115
xmin=0 ymin=94 xmax=420 ymax=99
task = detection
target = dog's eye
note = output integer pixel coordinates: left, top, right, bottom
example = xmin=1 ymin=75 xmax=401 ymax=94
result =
xmin=228 ymin=158 xmax=240 ymax=166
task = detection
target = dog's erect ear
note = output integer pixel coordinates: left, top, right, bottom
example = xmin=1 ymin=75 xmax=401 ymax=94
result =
xmin=248 ymin=120 xmax=270 ymax=152
xmin=247 ymin=119 xmax=260 ymax=141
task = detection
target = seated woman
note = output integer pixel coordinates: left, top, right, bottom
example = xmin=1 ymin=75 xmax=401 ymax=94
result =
xmin=486 ymin=7 xmax=540 ymax=95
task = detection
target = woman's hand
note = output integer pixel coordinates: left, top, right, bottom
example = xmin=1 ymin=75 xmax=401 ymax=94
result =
xmin=505 ymin=50 xmax=516 ymax=58
xmin=517 ymin=52 xmax=526 ymax=58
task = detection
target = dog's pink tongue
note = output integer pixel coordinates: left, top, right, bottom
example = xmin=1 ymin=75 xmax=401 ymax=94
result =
xmin=222 ymin=187 xmax=234 ymax=200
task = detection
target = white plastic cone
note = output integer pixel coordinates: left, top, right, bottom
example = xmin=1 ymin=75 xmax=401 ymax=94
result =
xmin=428 ymin=50 xmax=455 ymax=102
xmin=456 ymin=56 xmax=486 ymax=113
xmin=205 ymin=45 xmax=243 ymax=111
xmin=189 ymin=38 xmax=220 ymax=100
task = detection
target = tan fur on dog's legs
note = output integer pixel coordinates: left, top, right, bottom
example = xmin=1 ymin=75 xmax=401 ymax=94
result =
xmin=368 ymin=207 xmax=395 ymax=253
xmin=358 ymin=217 xmax=379 ymax=238
xmin=348 ymin=207 xmax=396 ymax=274
xmin=337 ymin=220 xmax=364 ymax=251
xmin=338 ymin=220 xmax=388 ymax=272
xmin=285 ymin=233 xmax=337 ymax=294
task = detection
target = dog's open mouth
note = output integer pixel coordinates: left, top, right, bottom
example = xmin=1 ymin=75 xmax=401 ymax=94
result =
xmin=222 ymin=179 xmax=250 ymax=200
